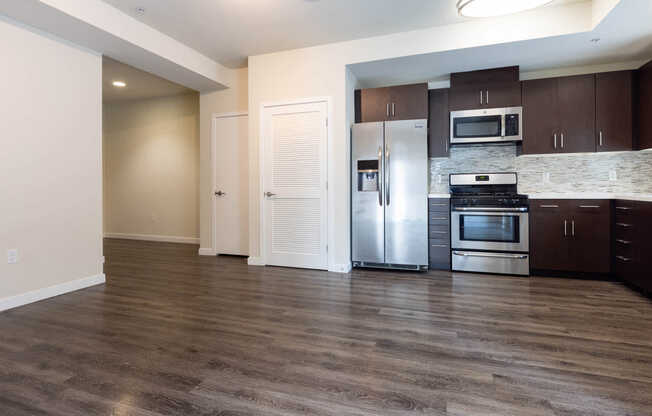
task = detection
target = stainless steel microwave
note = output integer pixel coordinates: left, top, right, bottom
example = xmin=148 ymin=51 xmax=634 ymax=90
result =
xmin=450 ymin=107 xmax=522 ymax=144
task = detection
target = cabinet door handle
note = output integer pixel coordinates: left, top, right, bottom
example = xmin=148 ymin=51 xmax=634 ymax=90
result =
xmin=599 ymin=131 xmax=603 ymax=147
xmin=386 ymin=103 xmax=390 ymax=118
xmin=445 ymin=137 xmax=448 ymax=153
xmin=561 ymin=133 xmax=564 ymax=148
xmin=430 ymin=217 xmax=448 ymax=221
xmin=431 ymin=231 xmax=447 ymax=234
xmin=431 ymin=244 xmax=448 ymax=248
xmin=480 ymin=90 xmax=483 ymax=105
xmin=392 ymin=103 xmax=395 ymax=117
xmin=564 ymin=220 xmax=568 ymax=236
xmin=554 ymin=134 xmax=557 ymax=149
xmin=616 ymin=206 xmax=632 ymax=211
xmin=486 ymin=90 xmax=489 ymax=105
xmin=430 ymin=203 xmax=448 ymax=207
xmin=572 ymin=220 xmax=575 ymax=236
xmin=579 ymin=205 xmax=600 ymax=209
xmin=616 ymin=255 xmax=632 ymax=262
xmin=540 ymin=205 xmax=559 ymax=208
xmin=616 ymin=239 xmax=632 ymax=245
xmin=616 ymin=223 xmax=633 ymax=228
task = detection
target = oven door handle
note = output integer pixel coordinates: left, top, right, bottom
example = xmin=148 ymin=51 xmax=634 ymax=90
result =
xmin=453 ymin=207 xmax=528 ymax=212
xmin=453 ymin=251 xmax=528 ymax=260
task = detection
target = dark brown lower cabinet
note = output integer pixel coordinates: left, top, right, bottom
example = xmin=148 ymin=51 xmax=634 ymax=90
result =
xmin=530 ymin=200 xmax=610 ymax=273
xmin=428 ymin=198 xmax=450 ymax=270
xmin=612 ymin=200 xmax=652 ymax=292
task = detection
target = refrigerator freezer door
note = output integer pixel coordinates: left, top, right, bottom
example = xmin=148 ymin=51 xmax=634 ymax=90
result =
xmin=384 ymin=120 xmax=428 ymax=266
xmin=352 ymin=122 xmax=385 ymax=264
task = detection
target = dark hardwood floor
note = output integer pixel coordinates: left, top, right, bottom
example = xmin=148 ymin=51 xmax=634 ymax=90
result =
xmin=1 ymin=238 xmax=652 ymax=415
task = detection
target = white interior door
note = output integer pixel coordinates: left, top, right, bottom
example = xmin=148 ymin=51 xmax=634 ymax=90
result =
xmin=262 ymin=101 xmax=328 ymax=270
xmin=213 ymin=113 xmax=249 ymax=256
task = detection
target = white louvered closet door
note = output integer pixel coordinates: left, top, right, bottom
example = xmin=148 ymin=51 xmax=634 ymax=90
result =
xmin=263 ymin=101 xmax=328 ymax=270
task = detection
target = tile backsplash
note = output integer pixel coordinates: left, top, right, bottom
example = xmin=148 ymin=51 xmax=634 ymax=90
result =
xmin=430 ymin=144 xmax=652 ymax=194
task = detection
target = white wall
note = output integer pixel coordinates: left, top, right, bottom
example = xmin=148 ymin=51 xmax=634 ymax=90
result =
xmin=198 ymin=68 xmax=248 ymax=251
xmin=103 ymin=93 xmax=200 ymax=243
xmin=247 ymin=1 xmax=595 ymax=271
xmin=0 ymin=18 xmax=103 ymax=307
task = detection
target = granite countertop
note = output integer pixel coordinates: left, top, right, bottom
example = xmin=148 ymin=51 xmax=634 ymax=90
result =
xmin=428 ymin=192 xmax=652 ymax=202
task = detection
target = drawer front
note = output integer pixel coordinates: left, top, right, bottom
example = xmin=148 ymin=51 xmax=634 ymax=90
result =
xmin=614 ymin=221 xmax=636 ymax=241
xmin=429 ymin=213 xmax=450 ymax=224
xmin=429 ymin=243 xmax=451 ymax=270
xmin=429 ymin=199 xmax=450 ymax=212
xmin=429 ymin=225 xmax=449 ymax=239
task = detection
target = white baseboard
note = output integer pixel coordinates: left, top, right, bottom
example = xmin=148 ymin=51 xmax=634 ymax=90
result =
xmin=247 ymin=256 xmax=265 ymax=266
xmin=198 ymin=248 xmax=217 ymax=256
xmin=329 ymin=263 xmax=353 ymax=274
xmin=0 ymin=274 xmax=106 ymax=313
xmin=104 ymin=233 xmax=199 ymax=245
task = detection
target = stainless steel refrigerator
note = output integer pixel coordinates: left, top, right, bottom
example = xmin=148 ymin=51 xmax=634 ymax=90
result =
xmin=351 ymin=120 xmax=428 ymax=271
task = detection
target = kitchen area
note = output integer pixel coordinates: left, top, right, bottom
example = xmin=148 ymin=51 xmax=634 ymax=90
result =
xmin=351 ymin=63 xmax=652 ymax=296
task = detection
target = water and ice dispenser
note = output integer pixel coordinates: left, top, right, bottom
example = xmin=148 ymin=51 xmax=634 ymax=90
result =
xmin=357 ymin=160 xmax=379 ymax=192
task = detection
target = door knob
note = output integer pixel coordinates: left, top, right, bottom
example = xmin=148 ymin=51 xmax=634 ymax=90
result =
xmin=215 ymin=191 xmax=226 ymax=196
xmin=265 ymin=192 xmax=276 ymax=197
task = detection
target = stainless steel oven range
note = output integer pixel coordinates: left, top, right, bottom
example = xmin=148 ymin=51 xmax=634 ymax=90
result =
xmin=449 ymin=173 xmax=530 ymax=276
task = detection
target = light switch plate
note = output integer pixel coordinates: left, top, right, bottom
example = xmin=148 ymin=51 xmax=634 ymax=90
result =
xmin=542 ymin=172 xmax=551 ymax=184
xmin=609 ymin=170 xmax=618 ymax=181
xmin=7 ymin=249 xmax=18 ymax=264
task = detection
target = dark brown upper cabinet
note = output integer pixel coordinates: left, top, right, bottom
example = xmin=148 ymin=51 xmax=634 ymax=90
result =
xmin=522 ymin=77 xmax=558 ymax=155
xmin=450 ymin=66 xmax=519 ymax=86
xmin=428 ymin=89 xmax=450 ymax=158
xmin=557 ymin=74 xmax=596 ymax=153
xmin=449 ymin=66 xmax=521 ymax=110
xmin=358 ymin=83 xmax=428 ymax=122
xmin=637 ymin=60 xmax=652 ymax=150
xmin=522 ymin=74 xmax=595 ymax=154
xmin=596 ymin=71 xmax=633 ymax=152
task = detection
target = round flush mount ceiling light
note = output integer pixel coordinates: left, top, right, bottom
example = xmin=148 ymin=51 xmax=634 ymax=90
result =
xmin=112 ymin=81 xmax=127 ymax=88
xmin=457 ymin=0 xmax=554 ymax=18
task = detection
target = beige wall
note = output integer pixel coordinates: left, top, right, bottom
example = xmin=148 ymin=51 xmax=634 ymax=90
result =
xmin=103 ymin=93 xmax=200 ymax=242
xmin=247 ymin=2 xmax=598 ymax=272
xmin=198 ymin=68 xmax=248 ymax=250
xmin=0 ymin=18 xmax=103 ymax=303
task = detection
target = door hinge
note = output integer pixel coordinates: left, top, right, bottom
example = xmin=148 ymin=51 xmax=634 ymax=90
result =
xmin=325 ymin=181 xmax=328 ymax=190
xmin=326 ymin=244 xmax=328 ymax=252
xmin=325 ymin=117 xmax=328 ymax=127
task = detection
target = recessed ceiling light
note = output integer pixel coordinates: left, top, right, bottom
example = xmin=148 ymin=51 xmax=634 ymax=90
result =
xmin=590 ymin=38 xmax=601 ymax=43
xmin=457 ymin=0 xmax=554 ymax=18
xmin=112 ymin=81 xmax=127 ymax=88
xmin=134 ymin=7 xmax=146 ymax=15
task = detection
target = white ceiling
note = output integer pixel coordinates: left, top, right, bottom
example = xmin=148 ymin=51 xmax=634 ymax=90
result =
xmin=349 ymin=0 xmax=652 ymax=87
xmin=103 ymin=57 xmax=194 ymax=103
xmin=101 ymin=0 xmax=582 ymax=68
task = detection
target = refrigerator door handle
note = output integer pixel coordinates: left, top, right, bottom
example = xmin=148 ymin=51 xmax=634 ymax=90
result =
xmin=385 ymin=144 xmax=390 ymax=206
xmin=377 ymin=146 xmax=383 ymax=206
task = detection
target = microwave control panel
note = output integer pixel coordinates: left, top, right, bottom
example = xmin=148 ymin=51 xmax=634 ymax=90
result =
xmin=505 ymin=114 xmax=520 ymax=136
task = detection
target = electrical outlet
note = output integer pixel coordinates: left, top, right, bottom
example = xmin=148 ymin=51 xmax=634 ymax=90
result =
xmin=609 ymin=170 xmax=618 ymax=181
xmin=542 ymin=172 xmax=551 ymax=184
xmin=7 ymin=249 xmax=18 ymax=264
xmin=437 ymin=174 xmax=443 ymax=184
